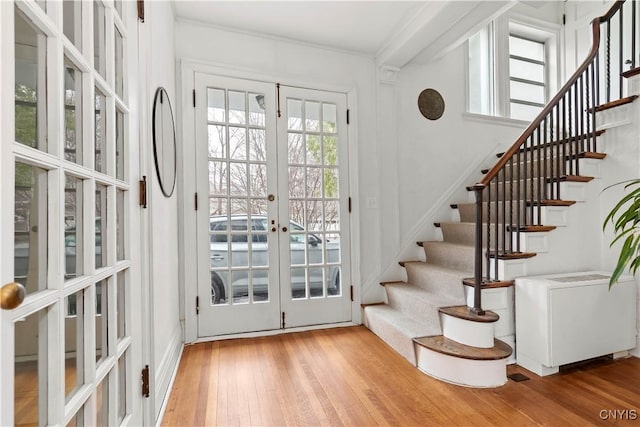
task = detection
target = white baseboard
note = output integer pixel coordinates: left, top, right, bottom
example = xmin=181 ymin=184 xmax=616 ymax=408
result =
xmin=154 ymin=323 xmax=183 ymax=424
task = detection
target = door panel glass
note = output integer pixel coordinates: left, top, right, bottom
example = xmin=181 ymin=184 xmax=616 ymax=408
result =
xmin=228 ymin=91 xmax=246 ymax=124
xmin=14 ymin=163 xmax=48 ymax=293
xmin=14 ymin=307 xmax=49 ymax=427
xmin=249 ymin=129 xmax=266 ymax=161
xmin=96 ymin=376 xmax=109 ymax=427
xmin=93 ymin=0 xmax=106 ymax=77
xmin=63 ymin=0 xmax=82 ymax=50
xmin=207 ymin=88 xmax=225 ymax=122
xmin=248 ymin=93 xmax=265 ymax=126
xmin=65 ymin=175 xmax=83 ymax=280
xmin=96 ymin=184 xmax=108 ymax=269
xmin=117 ymin=189 xmax=125 ymax=260
xmin=95 ymin=88 xmax=107 ymax=173
xmin=15 ymin=6 xmax=48 ymax=152
xmin=287 ymin=99 xmax=302 ymax=130
xmin=96 ymin=279 xmax=108 ymax=365
xmin=116 ymin=270 xmax=126 ymax=340
xmin=64 ymin=58 xmax=83 ymax=164
xmin=115 ymin=27 xmax=124 ymax=98
xmin=208 ymin=125 xmax=226 ymax=158
xmin=65 ymin=289 xmax=84 ymax=402
xmin=116 ymin=109 xmax=125 ymax=180
xmin=286 ymin=100 xmax=343 ymax=299
xmin=117 ymin=353 xmax=128 ymax=424
xmin=229 ymin=127 xmax=246 ymax=160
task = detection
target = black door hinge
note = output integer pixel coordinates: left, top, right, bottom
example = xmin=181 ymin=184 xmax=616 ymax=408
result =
xmin=346 ymin=109 xmax=350 ymax=125
xmin=348 ymin=197 xmax=352 ymax=213
xmin=141 ymin=365 xmax=150 ymax=398
xmin=193 ymin=89 xmax=196 ymax=107
xmin=350 ymin=285 xmax=354 ymax=302
xmin=562 ymin=13 xmax=566 ymax=26
xmin=281 ymin=312 xmax=285 ymax=328
xmin=139 ymin=176 xmax=148 ymax=208
xmin=196 ymin=296 xmax=199 ymax=315
xmin=194 ymin=193 xmax=198 ymax=210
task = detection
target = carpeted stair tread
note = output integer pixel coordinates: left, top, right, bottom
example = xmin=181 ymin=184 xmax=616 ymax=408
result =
xmin=385 ymin=283 xmax=464 ymax=316
xmin=364 ymin=304 xmax=442 ymax=365
xmin=438 ymin=222 xmax=476 ymax=246
xmin=414 ymin=336 xmax=513 ymax=360
xmin=401 ymin=262 xmax=469 ymax=298
xmin=421 ymin=241 xmax=475 ymax=273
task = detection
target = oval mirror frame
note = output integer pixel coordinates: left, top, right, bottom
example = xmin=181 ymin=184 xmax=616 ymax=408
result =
xmin=152 ymin=87 xmax=177 ymax=197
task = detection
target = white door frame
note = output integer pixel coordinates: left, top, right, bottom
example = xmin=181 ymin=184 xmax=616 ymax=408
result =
xmin=179 ymin=60 xmax=363 ymax=344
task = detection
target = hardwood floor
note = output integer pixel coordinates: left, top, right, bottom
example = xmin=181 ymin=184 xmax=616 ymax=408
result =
xmin=162 ymin=326 xmax=640 ymax=426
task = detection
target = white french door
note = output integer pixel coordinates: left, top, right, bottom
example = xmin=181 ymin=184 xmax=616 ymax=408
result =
xmin=195 ymin=74 xmax=351 ymax=337
xmin=276 ymin=86 xmax=351 ymax=328
xmin=0 ymin=1 xmax=142 ymax=426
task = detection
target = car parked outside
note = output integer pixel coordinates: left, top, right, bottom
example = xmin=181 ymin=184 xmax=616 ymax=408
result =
xmin=209 ymin=215 xmax=340 ymax=303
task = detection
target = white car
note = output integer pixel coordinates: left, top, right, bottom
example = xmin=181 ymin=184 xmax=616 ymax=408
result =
xmin=209 ymin=215 xmax=341 ymax=303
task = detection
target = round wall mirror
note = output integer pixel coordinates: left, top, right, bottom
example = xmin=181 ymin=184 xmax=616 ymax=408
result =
xmin=152 ymin=87 xmax=177 ymax=197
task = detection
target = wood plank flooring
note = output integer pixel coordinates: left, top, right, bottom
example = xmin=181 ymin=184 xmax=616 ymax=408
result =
xmin=161 ymin=326 xmax=640 ymax=426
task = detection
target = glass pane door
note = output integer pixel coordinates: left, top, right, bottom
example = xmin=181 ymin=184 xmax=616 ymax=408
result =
xmin=196 ymin=74 xmax=281 ymax=336
xmin=0 ymin=1 xmax=140 ymax=426
xmin=278 ymin=87 xmax=352 ymax=328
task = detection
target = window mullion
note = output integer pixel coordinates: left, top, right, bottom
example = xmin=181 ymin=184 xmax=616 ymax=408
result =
xmin=494 ymin=15 xmax=511 ymax=117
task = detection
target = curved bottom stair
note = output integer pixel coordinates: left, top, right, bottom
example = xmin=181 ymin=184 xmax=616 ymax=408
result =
xmin=414 ymin=336 xmax=512 ymax=388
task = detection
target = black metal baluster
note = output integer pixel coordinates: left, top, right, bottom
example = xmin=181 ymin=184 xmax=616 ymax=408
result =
xmin=607 ymin=19 xmax=612 ymax=102
xmin=580 ymin=74 xmax=586 ymax=156
xmin=509 ymin=157 xmax=514 ymax=252
xmin=486 ymin=183 xmax=492 ymax=282
xmin=532 ymin=125 xmax=542 ymax=225
xmin=633 ymin=0 xmax=637 ymax=68
xmin=574 ymin=81 xmax=581 ymax=177
xmin=620 ymin=6 xmax=624 ymax=99
xmin=501 ymin=170 xmax=506 ymax=255
xmin=516 ymin=146 xmax=522 ymax=251
xmin=596 ymin=50 xmax=601 ymax=106
xmin=591 ymin=61 xmax=598 ymax=153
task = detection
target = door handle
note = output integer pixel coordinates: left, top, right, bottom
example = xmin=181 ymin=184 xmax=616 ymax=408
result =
xmin=211 ymin=255 xmax=225 ymax=261
xmin=282 ymin=226 xmax=288 ymax=232
xmin=1 ymin=282 xmax=26 ymax=310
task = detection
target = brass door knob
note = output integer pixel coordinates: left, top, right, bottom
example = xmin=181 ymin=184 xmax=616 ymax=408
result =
xmin=1 ymin=282 xmax=26 ymax=310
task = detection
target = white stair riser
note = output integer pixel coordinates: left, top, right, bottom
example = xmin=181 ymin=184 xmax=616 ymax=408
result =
xmin=415 ymin=346 xmax=509 ymax=388
xmin=534 ymin=206 xmax=568 ymax=227
xmin=558 ymin=181 xmax=587 ymax=201
xmin=517 ymin=232 xmax=549 ymax=253
xmin=464 ymin=287 xmax=514 ymax=337
xmin=490 ymin=258 xmax=527 ymax=280
xmin=440 ymin=313 xmax=495 ymax=348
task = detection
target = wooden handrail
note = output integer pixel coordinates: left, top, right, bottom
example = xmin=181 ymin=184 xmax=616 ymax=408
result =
xmin=479 ymin=1 xmax=625 ymax=188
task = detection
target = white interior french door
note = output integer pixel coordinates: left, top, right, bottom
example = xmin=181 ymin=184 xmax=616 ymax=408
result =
xmin=195 ymin=74 xmax=352 ymax=337
xmin=276 ymin=86 xmax=351 ymax=328
xmin=0 ymin=1 xmax=142 ymax=426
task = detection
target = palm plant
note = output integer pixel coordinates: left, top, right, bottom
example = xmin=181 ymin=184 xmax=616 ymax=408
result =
xmin=603 ymin=179 xmax=640 ymax=288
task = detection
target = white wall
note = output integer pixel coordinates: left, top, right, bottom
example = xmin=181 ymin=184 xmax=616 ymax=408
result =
xmin=175 ymin=20 xmax=380 ymax=327
xmin=144 ymin=1 xmax=182 ymax=421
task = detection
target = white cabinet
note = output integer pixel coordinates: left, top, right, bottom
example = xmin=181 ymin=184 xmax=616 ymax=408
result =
xmin=515 ymin=271 xmax=637 ymax=376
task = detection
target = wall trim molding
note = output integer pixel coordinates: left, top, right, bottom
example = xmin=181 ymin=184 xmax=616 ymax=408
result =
xmin=154 ymin=323 xmax=183 ymax=423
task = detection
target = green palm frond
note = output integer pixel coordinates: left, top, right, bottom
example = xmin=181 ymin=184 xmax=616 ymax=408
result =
xmin=603 ymin=179 xmax=640 ymax=288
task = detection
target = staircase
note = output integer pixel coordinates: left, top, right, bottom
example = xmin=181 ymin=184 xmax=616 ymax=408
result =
xmin=364 ymin=0 xmax=640 ymax=388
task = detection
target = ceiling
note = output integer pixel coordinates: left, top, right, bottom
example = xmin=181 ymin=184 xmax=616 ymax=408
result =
xmin=173 ymin=1 xmax=428 ymax=55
